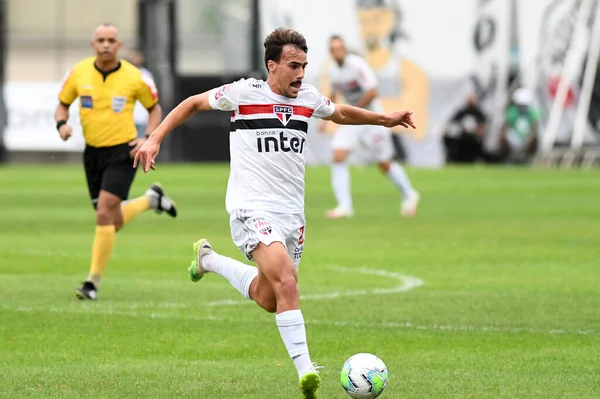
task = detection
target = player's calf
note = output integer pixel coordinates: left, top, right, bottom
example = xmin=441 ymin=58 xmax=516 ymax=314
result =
xmin=248 ymin=271 xmax=277 ymax=313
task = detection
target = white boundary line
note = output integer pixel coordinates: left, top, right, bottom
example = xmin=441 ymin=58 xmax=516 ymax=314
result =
xmin=205 ymin=265 xmax=424 ymax=307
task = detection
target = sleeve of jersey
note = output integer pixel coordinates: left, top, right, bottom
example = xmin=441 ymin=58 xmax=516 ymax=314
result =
xmin=137 ymin=73 xmax=159 ymax=109
xmin=312 ymin=91 xmax=336 ymax=119
xmin=208 ymin=80 xmax=245 ymax=112
xmin=355 ymin=58 xmax=378 ymax=91
xmin=58 ymin=67 xmax=78 ymax=105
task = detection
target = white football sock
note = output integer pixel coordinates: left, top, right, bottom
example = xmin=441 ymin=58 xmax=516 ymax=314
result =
xmin=332 ymin=163 xmax=353 ymax=210
xmin=202 ymin=252 xmax=258 ymax=299
xmin=387 ymin=162 xmax=415 ymax=198
xmin=276 ymin=309 xmax=314 ymax=378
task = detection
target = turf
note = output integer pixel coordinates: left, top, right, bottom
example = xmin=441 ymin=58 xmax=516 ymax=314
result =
xmin=0 ymin=164 xmax=599 ymax=399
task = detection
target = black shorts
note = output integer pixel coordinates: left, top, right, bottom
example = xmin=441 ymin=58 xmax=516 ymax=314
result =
xmin=83 ymin=143 xmax=137 ymax=207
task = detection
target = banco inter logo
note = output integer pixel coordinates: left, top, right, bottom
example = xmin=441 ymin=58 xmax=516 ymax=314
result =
xmin=256 ymin=131 xmax=306 ymax=153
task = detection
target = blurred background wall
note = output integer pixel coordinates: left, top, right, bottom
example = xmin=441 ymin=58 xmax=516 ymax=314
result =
xmin=1 ymin=0 xmax=599 ymax=167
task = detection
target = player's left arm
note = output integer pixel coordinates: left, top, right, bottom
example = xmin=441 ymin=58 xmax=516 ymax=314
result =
xmin=324 ymin=104 xmax=416 ymax=129
xmin=312 ymin=87 xmax=415 ymax=130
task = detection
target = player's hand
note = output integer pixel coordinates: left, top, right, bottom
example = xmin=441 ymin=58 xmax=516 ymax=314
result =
xmin=58 ymin=125 xmax=72 ymax=141
xmin=128 ymin=138 xmax=146 ymax=158
xmin=133 ymin=139 xmax=160 ymax=173
xmin=383 ymin=111 xmax=416 ymax=129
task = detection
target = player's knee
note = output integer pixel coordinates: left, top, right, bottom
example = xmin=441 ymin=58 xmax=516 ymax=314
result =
xmin=96 ymin=202 xmax=120 ymax=226
xmin=333 ymin=149 xmax=349 ymax=163
xmin=377 ymin=160 xmax=392 ymax=173
xmin=275 ymin=273 xmax=299 ymax=299
xmin=96 ymin=207 xmax=114 ymax=225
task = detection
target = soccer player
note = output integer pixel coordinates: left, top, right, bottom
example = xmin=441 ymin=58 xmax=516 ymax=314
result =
xmin=55 ymin=23 xmax=177 ymax=300
xmin=322 ymin=35 xmax=420 ymax=218
xmin=134 ymin=28 xmax=415 ymax=398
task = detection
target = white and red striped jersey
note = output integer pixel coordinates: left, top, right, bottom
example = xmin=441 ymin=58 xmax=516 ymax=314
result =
xmin=208 ymin=78 xmax=336 ymax=214
xmin=328 ymin=53 xmax=383 ymax=112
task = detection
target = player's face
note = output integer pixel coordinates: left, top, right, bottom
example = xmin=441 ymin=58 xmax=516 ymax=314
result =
xmin=91 ymin=26 xmax=122 ymax=63
xmin=330 ymin=39 xmax=347 ymax=66
xmin=271 ymin=44 xmax=307 ymax=98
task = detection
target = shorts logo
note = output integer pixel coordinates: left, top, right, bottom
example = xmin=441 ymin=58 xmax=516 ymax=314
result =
xmin=293 ymin=246 xmax=303 ymax=260
xmin=274 ymin=105 xmax=293 ymax=126
xmin=298 ymin=226 xmax=305 ymax=245
xmin=112 ymin=96 xmax=127 ymax=112
xmin=80 ymin=95 xmax=93 ymax=109
xmin=253 ymin=217 xmax=272 ymax=236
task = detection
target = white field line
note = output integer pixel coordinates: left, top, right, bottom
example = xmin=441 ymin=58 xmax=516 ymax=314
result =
xmin=204 ymin=265 xmax=424 ymax=307
xmin=2 ymin=303 xmax=598 ymax=337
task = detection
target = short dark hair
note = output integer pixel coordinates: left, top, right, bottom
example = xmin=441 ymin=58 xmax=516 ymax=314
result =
xmin=329 ymin=35 xmax=344 ymax=43
xmin=263 ymin=28 xmax=308 ymax=70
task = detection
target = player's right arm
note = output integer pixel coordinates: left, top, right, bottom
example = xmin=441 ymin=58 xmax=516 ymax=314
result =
xmin=55 ymin=67 xmax=78 ymax=141
xmin=134 ymin=80 xmax=244 ymax=172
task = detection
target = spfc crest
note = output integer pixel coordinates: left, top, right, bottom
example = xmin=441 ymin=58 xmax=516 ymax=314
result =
xmin=274 ymin=105 xmax=293 ymax=126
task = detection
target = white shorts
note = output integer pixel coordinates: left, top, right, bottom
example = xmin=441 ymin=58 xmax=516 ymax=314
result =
xmin=229 ymin=209 xmax=306 ymax=269
xmin=331 ymin=124 xmax=395 ymax=163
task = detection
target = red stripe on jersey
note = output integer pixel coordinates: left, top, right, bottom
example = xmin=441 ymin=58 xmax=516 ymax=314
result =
xmin=238 ymin=104 xmax=314 ymax=118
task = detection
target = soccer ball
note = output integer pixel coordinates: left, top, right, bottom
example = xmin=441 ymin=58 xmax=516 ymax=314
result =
xmin=340 ymin=353 xmax=389 ymax=398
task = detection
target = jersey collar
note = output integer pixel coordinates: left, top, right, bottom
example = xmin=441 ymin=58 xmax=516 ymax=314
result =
xmin=94 ymin=61 xmax=122 ymax=81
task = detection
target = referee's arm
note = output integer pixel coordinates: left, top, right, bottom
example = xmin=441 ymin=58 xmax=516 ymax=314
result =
xmin=56 ymin=68 xmax=78 ymax=141
xmin=55 ymin=102 xmax=73 ymax=141
xmin=144 ymin=104 xmax=163 ymax=136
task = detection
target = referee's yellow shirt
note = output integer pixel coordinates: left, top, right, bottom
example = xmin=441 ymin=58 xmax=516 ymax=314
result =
xmin=59 ymin=56 xmax=159 ymax=148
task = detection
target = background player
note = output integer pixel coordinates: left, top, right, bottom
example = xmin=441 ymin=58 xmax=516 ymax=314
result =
xmin=134 ymin=28 xmax=415 ymax=398
xmin=321 ymin=35 xmax=420 ymax=219
xmin=55 ymin=23 xmax=177 ymax=300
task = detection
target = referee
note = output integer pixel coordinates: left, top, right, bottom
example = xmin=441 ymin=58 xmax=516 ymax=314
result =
xmin=55 ymin=23 xmax=177 ymax=300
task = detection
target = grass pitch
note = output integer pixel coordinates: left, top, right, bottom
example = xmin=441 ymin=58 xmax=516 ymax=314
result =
xmin=1 ymin=164 xmax=599 ymax=398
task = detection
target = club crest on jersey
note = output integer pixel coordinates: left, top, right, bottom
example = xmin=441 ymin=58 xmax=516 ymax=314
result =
xmin=274 ymin=105 xmax=293 ymax=126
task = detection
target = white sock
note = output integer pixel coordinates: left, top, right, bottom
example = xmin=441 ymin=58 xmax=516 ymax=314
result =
xmin=202 ymin=252 xmax=258 ymax=299
xmin=143 ymin=192 xmax=159 ymax=209
xmin=387 ymin=162 xmax=415 ymax=198
xmin=276 ymin=309 xmax=314 ymax=378
xmin=332 ymin=163 xmax=353 ymax=210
